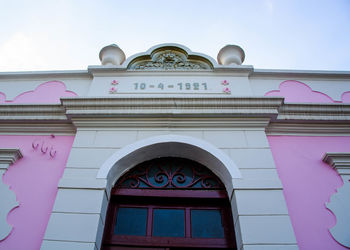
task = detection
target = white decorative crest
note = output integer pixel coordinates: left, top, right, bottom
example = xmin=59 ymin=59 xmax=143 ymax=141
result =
xmin=127 ymin=44 xmax=214 ymax=71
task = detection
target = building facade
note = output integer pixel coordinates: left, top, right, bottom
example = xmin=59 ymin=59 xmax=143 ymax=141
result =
xmin=0 ymin=43 xmax=349 ymax=250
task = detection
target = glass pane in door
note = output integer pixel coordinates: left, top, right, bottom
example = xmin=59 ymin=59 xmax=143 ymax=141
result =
xmin=153 ymin=208 xmax=185 ymax=237
xmin=191 ymin=209 xmax=224 ymax=238
xmin=114 ymin=207 xmax=148 ymax=236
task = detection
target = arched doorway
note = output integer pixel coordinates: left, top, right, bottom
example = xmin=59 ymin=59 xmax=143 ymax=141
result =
xmin=102 ymin=157 xmax=237 ymax=249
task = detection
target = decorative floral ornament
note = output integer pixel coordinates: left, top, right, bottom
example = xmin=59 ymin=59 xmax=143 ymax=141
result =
xmin=111 ymin=80 xmax=119 ymax=85
xmin=223 ymin=87 xmax=231 ymax=94
xmin=221 ymin=80 xmax=229 ymax=85
xmin=109 ymin=87 xmax=117 ymax=94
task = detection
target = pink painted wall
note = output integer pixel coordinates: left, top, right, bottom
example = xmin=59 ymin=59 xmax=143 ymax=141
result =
xmin=0 ymin=135 xmax=74 ymax=250
xmin=0 ymin=81 xmax=76 ymax=104
xmin=265 ymin=80 xmax=350 ymax=103
xmin=268 ymin=136 xmax=350 ymax=250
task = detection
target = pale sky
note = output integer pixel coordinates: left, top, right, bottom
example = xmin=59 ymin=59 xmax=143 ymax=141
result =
xmin=0 ymin=0 xmax=349 ymax=72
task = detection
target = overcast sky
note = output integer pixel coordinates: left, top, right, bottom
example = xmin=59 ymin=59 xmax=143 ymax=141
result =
xmin=0 ymin=0 xmax=349 ymax=72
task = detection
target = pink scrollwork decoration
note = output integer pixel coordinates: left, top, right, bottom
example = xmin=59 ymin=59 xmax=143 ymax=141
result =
xmin=31 ymin=138 xmax=58 ymax=159
xmin=49 ymin=147 xmax=56 ymax=158
xmin=32 ymin=140 xmax=40 ymax=149
xmin=41 ymin=142 xmax=48 ymax=153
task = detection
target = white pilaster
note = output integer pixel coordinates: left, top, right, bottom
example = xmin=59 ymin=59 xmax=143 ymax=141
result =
xmin=0 ymin=149 xmax=22 ymax=240
xmin=323 ymin=153 xmax=350 ymax=248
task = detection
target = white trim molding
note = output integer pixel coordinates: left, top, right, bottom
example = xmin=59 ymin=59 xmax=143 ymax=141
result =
xmin=323 ymin=153 xmax=350 ymax=175
xmin=0 ymin=104 xmax=66 ymax=120
xmin=267 ymin=122 xmax=350 ymax=136
xmin=277 ymin=103 xmax=350 ymax=121
xmin=0 ymin=104 xmax=75 ymax=135
xmin=0 ymin=149 xmax=22 ymax=166
xmin=97 ymin=134 xmax=241 ymax=198
xmin=0 ymin=148 xmax=22 ymax=240
xmin=323 ymin=152 xmax=350 ymax=248
xmin=1 ymin=98 xmax=350 ymax=136
xmin=62 ymin=96 xmax=283 ymax=119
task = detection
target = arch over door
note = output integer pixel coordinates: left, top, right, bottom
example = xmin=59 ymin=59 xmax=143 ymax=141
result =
xmin=102 ymin=157 xmax=237 ymax=249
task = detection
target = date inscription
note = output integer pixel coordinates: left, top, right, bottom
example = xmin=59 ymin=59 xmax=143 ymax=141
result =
xmin=133 ymin=82 xmax=208 ymax=91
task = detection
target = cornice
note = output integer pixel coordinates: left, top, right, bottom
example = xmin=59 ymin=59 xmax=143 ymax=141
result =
xmin=251 ymin=69 xmax=350 ymax=79
xmin=0 ymin=123 xmax=75 ymax=135
xmin=71 ymin=117 xmax=271 ymax=129
xmin=0 ymin=149 xmax=23 ymax=167
xmin=0 ymin=97 xmax=349 ymax=134
xmin=1 ymin=68 xmax=349 ymax=80
xmin=61 ymin=96 xmax=284 ymax=119
xmin=0 ymin=104 xmax=66 ymax=120
xmin=276 ymin=103 xmax=350 ymax=121
xmin=213 ymin=65 xmax=253 ymax=75
xmin=323 ymin=153 xmax=350 ymax=175
xmin=267 ymin=103 xmax=350 ymax=135
xmin=266 ymin=122 xmax=350 ymax=135
xmin=0 ymin=70 xmax=90 ymax=80
xmin=0 ymin=104 xmax=75 ymax=134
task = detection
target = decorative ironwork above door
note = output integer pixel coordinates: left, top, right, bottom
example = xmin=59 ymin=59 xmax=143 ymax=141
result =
xmin=116 ymin=157 xmax=225 ymax=190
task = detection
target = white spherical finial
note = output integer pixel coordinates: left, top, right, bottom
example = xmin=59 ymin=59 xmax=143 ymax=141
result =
xmin=217 ymin=45 xmax=245 ymax=66
xmin=99 ymin=44 xmax=126 ymax=66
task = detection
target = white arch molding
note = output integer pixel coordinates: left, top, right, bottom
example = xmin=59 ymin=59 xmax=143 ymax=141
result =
xmin=97 ymin=134 xmax=241 ymax=197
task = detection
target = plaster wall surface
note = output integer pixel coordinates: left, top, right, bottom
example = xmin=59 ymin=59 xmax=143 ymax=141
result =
xmin=48 ymin=128 xmax=296 ymax=250
xmin=0 ymin=78 xmax=90 ymax=101
xmin=0 ymin=135 xmax=74 ymax=250
xmin=268 ymin=135 xmax=350 ymax=250
xmin=250 ymin=77 xmax=350 ymax=101
xmin=2 ymin=70 xmax=350 ymax=103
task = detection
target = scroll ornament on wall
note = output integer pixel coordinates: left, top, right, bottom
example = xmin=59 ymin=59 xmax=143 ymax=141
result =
xmin=31 ymin=135 xmax=57 ymax=158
